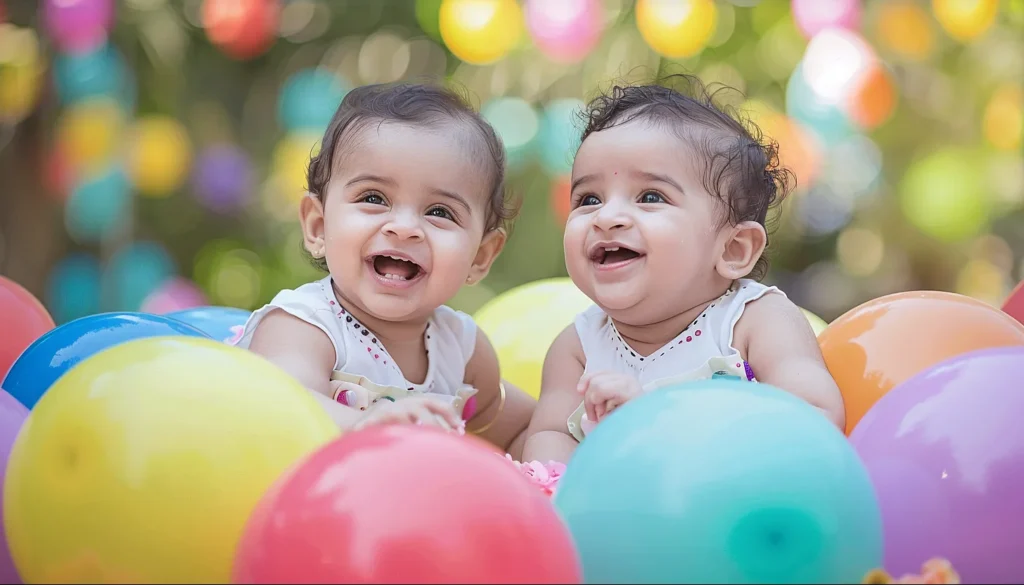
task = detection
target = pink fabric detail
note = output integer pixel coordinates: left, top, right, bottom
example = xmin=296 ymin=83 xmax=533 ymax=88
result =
xmin=224 ymin=325 xmax=245 ymax=346
xmin=462 ymin=395 xmax=477 ymax=421
xmin=501 ymin=454 xmax=565 ymax=496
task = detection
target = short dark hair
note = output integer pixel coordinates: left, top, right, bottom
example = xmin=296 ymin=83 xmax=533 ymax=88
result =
xmin=305 ymin=82 xmax=517 ymax=270
xmin=579 ymin=74 xmax=794 ymax=280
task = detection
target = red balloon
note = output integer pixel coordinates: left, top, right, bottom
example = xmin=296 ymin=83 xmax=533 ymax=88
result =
xmin=233 ymin=426 xmax=581 ymax=584
xmin=1005 ymin=280 xmax=1024 ymax=325
xmin=201 ymin=0 xmax=279 ymax=60
xmin=0 ymin=276 xmax=55 ymax=380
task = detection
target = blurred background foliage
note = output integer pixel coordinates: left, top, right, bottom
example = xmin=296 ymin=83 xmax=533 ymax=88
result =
xmin=0 ymin=0 xmax=1021 ymax=324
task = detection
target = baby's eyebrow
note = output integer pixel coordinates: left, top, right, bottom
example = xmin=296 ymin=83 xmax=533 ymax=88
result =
xmin=571 ymin=173 xmax=599 ymax=192
xmin=635 ymin=170 xmax=684 ymax=194
xmin=431 ymin=188 xmax=471 ymax=213
xmin=345 ymin=173 xmax=396 ymax=188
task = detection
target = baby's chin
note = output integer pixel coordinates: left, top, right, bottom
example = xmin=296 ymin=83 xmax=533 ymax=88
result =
xmin=589 ymin=287 xmax=645 ymax=315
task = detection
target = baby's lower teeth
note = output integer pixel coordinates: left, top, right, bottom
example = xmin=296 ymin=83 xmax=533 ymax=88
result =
xmin=383 ymin=273 xmax=408 ymax=281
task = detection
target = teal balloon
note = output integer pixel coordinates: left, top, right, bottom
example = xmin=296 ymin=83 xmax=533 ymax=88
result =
xmin=64 ymin=167 xmax=130 ymax=243
xmin=101 ymin=241 xmax=175 ymax=312
xmin=53 ymin=43 xmax=135 ymax=110
xmin=482 ymin=97 xmax=539 ymax=170
xmin=46 ymin=253 xmax=101 ymax=324
xmin=278 ymin=69 xmax=348 ymax=133
xmin=538 ymin=98 xmax=584 ymax=175
xmin=785 ymin=64 xmax=854 ymax=147
xmin=554 ymin=379 xmax=882 ymax=584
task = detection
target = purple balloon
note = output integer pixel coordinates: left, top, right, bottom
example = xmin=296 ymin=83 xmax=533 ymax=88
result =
xmin=850 ymin=346 xmax=1024 ymax=583
xmin=191 ymin=145 xmax=254 ymax=214
xmin=43 ymin=0 xmax=114 ymax=54
xmin=0 ymin=389 xmax=28 ymax=584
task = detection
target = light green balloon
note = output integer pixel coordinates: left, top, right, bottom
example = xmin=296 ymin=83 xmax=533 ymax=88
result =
xmin=482 ymin=97 xmax=539 ymax=170
xmin=538 ymin=98 xmax=585 ymax=176
xmin=414 ymin=0 xmax=443 ymax=42
xmin=899 ymin=148 xmax=989 ymax=243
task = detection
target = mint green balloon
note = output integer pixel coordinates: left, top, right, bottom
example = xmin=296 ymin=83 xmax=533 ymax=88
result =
xmin=482 ymin=97 xmax=539 ymax=170
xmin=554 ymin=379 xmax=882 ymax=584
xmin=538 ymin=98 xmax=584 ymax=175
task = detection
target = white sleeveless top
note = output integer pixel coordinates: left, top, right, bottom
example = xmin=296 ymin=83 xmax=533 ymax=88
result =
xmin=568 ymin=279 xmax=783 ymax=440
xmin=235 ymin=276 xmax=479 ymax=413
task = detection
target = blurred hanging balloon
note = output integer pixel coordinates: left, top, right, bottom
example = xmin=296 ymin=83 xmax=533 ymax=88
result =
xmin=983 ymin=84 xmax=1023 ymax=152
xmin=42 ymin=0 xmax=114 ymax=54
xmin=46 ymin=253 xmax=102 ymax=324
xmin=900 ymin=148 xmax=989 ymax=243
xmin=64 ymin=166 xmax=130 ymax=244
xmin=786 ymin=63 xmax=856 ymax=147
xmin=202 ymin=0 xmax=280 ymax=60
xmin=848 ymin=64 xmax=897 ymax=130
xmin=0 ymin=24 xmax=43 ymax=124
xmin=538 ymin=98 xmax=584 ymax=175
xmin=277 ymin=68 xmax=346 ymax=133
xmin=415 ymin=0 xmax=444 ymax=41
xmin=635 ymin=0 xmax=717 ymax=59
xmin=192 ymin=144 xmax=254 ymax=214
xmin=56 ymin=97 xmax=125 ymax=174
xmin=931 ymin=0 xmax=998 ymax=43
xmin=439 ymin=0 xmax=524 ymax=65
xmin=524 ymin=0 xmax=604 ymax=64
xmin=52 ymin=43 xmax=134 ymax=108
xmin=875 ymin=1 xmax=935 ymax=62
xmin=744 ymin=100 xmax=823 ymax=188
xmin=102 ymin=241 xmax=176 ymax=312
xmin=141 ymin=277 xmax=209 ymax=315
xmin=550 ymin=176 xmax=571 ymax=225
xmin=791 ymin=0 xmax=860 ymax=39
xmin=481 ymin=97 xmax=539 ymax=170
xmin=128 ymin=115 xmax=192 ymax=198
xmin=44 ymin=144 xmax=74 ymax=201
xmin=270 ymin=132 xmax=320 ymax=203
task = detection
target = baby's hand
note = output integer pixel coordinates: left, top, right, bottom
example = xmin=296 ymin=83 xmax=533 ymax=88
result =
xmin=578 ymin=371 xmax=642 ymax=424
xmin=354 ymin=395 xmax=465 ymax=433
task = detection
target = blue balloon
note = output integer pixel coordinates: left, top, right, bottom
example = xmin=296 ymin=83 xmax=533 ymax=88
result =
xmin=278 ymin=69 xmax=348 ymax=133
xmin=53 ymin=43 xmax=135 ymax=110
xmin=785 ymin=63 xmax=855 ymax=148
xmin=65 ymin=167 xmax=131 ymax=243
xmin=46 ymin=253 xmax=102 ymax=324
xmin=554 ymin=379 xmax=882 ymax=584
xmin=101 ymin=241 xmax=176 ymax=312
xmin=537 ymin=98 xmax=584 ymax=175
xmin=1 ymin=312 xmax=209 ymax=409
xmin=165 ymin=306 xmax=252 ymax=344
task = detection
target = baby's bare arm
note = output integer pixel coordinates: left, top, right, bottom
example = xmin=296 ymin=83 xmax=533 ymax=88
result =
xmin=464 ymin=331 xmax=535 ymax=458
xmin=522 ymin=325 xmax=588 ymax=464
xmin=736 ymin=293 xmax=846 ymax=430
xmin=247 ymin=309 xmax=364 ymax=429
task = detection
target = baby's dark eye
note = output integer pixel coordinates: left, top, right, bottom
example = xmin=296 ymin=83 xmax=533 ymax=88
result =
xmin=579 ymin=194 xmax=601 ymax=207
xmin=361 ymin=192 xmax=386 ymax=205
xmin=639 ymin=191 xmax=664 ymax=204
xmin=427 ymin=206 xmax=454 ymax=220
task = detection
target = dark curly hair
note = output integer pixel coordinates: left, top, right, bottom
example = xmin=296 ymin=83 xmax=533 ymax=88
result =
xmin=578 ymin=74 xmax=794 ymax=280
xmin=305 ymin=82 xmax=518 ymax=270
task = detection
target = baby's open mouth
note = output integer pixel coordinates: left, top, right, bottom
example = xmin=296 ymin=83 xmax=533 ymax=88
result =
xmin=372 ymin=255 xmax=422 ymax=281
xmin=591 ymin=246 xmax=643 ymax=265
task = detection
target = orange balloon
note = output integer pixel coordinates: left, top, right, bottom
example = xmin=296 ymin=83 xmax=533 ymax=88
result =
xmin=550 ymin=175 xmax=571 ymax=225
xmin=819 ymin=291 xmax=1024 ymax=435
xmin=202 ymin=0 xmax=279 ymax=60
xmin=850 ymin=65 xmax=897 ymax=130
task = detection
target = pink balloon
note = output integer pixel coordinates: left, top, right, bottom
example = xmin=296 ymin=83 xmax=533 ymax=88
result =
xmin=525 ymin=0 xmax=604 ymax=64
xmin=43 ymin=0 xmax=114 ymax=54
xmin=791 ymin=0 xmax=861 ymax=39
xmin=140 ymin=277 xmax=209 ymax=315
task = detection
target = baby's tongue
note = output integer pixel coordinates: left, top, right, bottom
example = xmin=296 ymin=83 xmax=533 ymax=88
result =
xmin=374 ymin=256 xmax=418 ymax=279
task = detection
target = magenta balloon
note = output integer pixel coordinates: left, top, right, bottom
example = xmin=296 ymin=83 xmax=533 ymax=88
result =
xmin=43 ymin=0 xmax=115 ymax=54
xmin=850 ymin=347 xmax=1024 ymax=583
xmin=191 ymin=145 xmax=254 ymax=214
xmin=524 ymin=0 xmax=603 ymax=63
xmin=0 ymin=389 xmax=28 ymax=584
xmin=791 ymin=0 xmax=861 ymax=39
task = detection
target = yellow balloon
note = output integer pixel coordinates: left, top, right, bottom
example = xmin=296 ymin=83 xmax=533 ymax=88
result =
xmin=129 ymin=115 xmax=193 ymax=197
xmin=474 ymin=277 xmax=593 ymax=399
xmin=635 ymin=0 xmax=717 ymax=59
xmin=800 ymin=307 xmax=829 ymax=337
xmin=271 ymin=132 xmax=321 ymax=203
xmin=439 ymin=0 xmax=523 ymax=65
xmin=56 ymin=97 xmax=126 ymax=174
xmin=931 ymin=0 xmax=998 ymax=42
xmin=0 ymin=25 xmax=43 ymax=122
xmin=4 ymin=336 xmax=338 ymax=584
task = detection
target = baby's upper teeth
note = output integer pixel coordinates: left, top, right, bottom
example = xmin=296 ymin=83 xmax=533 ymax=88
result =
xmin=387 ymin=254 xmax=404 ymax=261
xmin=605 ymin=246 xmax=619 ymax=252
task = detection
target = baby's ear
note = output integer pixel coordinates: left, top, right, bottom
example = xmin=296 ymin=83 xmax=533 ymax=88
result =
xmin=715 ymin=221 xmax=766 ymax=280
xmin=465 ymin=228 xmax=507 ymax=285
xmin=299 ymin=193 xmax=327 ymax=257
